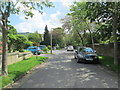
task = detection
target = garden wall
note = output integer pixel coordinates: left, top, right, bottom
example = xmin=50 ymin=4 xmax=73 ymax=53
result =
xmin=87 ymin=42 xmax=120 ymax=59
xmin=0 ymin=51 xmax=33 ymax=68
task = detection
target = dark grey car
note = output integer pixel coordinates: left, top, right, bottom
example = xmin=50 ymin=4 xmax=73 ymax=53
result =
xmin=74 ymin=47 xmax=100 ymax=64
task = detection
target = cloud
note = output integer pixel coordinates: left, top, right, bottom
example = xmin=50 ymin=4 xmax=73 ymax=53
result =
xmin=15 ymin=10 xmax=62 ymax=34
xmin=50 ymin=0 xmax=77 ymax=7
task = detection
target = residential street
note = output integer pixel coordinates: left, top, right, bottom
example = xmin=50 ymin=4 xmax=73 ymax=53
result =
xmin=12 ymin=49 xmax=118 ymax=88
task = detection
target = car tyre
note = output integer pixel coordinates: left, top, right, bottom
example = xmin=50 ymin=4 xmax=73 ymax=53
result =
xmin=34 ymin=52 xmax=37 ymax=55
xmin=38 ymin=53 xmax=40 ymax=55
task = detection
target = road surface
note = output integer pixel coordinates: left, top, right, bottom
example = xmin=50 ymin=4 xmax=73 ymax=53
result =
xmin=12 ymin=50 xmax=118 ymax=88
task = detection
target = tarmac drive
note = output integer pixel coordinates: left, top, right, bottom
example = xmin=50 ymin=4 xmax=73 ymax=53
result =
xmin=12 ymin=50 xmax=118 ymax=88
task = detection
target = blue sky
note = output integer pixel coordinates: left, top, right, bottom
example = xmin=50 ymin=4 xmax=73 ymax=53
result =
xmin=9 ymin=0 xmax=76 ymax=34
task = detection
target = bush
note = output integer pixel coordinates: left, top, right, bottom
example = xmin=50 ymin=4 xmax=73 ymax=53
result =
xmin=47 ymin=45 xmax=51 ymax=50
xmin=42 ymin=47 xmax=49 ymax=53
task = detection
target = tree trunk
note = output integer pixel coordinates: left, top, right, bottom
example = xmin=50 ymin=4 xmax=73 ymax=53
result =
xmin=88 ymin=29 xmax=94 ymax=50
xmin=112 ymin=14 xmax=118 ymax=65
xmin=76 ymin=29 xmax=85 ymax=46
xmin=2 ymin=25 xmax=8 ymax=76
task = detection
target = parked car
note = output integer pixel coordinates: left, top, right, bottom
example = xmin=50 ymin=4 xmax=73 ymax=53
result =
xmin=39 ymin=45 xmax=47 ymax=50
xmin=74 ymin=47 xmax=100 ymax=64
xmin=67 ymin=46 xmax=74 ymax=51
xmin=26 ymin=46 xmax=42 ymax=55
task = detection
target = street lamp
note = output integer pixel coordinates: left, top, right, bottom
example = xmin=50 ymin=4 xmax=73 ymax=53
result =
xmin=50 ymin=28 xmax=53 ymax=54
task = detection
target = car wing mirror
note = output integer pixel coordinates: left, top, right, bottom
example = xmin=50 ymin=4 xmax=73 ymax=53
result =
xmin=94 ymin=50 xmax=96 ymax=53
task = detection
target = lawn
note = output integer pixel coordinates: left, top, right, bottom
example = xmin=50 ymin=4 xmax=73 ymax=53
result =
xmin=99 ymin=55 xmax=120 ymax=73
xmin=2 ymin=56 xmax=48 ymax=88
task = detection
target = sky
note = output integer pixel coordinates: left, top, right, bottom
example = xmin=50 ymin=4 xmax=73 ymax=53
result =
xmin=9 ymin=0 xmax=77 ymax=34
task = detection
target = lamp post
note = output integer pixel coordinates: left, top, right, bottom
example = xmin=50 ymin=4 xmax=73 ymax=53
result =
xmin=50 ymin=28 xmax=53 ymax=54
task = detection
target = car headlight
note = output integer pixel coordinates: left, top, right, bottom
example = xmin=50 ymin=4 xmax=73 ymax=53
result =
xmin=94 ymin=56 xmax=98 ymax=59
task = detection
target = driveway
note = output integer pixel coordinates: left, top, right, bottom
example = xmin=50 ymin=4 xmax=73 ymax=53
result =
xmin=12 ymin=49 xmax=118 ymax=88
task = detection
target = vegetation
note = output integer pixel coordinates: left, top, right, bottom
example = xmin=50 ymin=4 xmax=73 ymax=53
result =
xmin=1 ymin=0 xmax=53 ymax=76
xmin=61 ymin=2 xmax=120 ymax=65
xmin=8 ymin=25 xmax=33 ymax=52
xmin=42 ymin=25 xmax=51 ymax=46
xmin=51 ymin=27 xmax=65 ymax=48
xmin=99 ymin=56 xmax=120 ymax=73
xmin=27 ymin=31 xmax=42 ymax=45
xmin=2 ymin=56 xmax=48 ymax=87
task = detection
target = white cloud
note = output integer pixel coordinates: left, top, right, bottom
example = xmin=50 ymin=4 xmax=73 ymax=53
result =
xmin=50 ymin=0 xmax=78 ymax=7
xmin=15 ymin=10 xmax=62 ymax=34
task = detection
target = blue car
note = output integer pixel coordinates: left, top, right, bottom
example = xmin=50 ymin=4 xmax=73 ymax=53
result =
xmin=26 ymin=46 xmax=42 ymax=55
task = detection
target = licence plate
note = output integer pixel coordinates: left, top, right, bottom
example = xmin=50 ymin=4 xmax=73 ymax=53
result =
xmin=86 ymin=58 xmax=93 ymax=61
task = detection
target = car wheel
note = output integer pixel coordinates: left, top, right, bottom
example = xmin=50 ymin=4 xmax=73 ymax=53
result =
xmin=38 ymin=53 xmax=40 ymax=55
xmin=34 ymin=52 xmax=37 ymax=55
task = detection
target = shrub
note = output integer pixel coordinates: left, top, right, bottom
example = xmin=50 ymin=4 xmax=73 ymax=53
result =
xmin=42 ymin=47 xmax=49 ymax=53
xmin=47 ymin=45 xmax=51 ymax=49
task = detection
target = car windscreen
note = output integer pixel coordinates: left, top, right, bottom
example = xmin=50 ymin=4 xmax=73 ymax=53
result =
xmin=79 ymin=48 xmax=94 ymax=52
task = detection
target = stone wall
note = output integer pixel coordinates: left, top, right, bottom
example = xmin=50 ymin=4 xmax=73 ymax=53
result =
xmin=87 ymin=42 xmax=120 ymax=59
xmin=0 ymin=51 xmax=33 ymax=68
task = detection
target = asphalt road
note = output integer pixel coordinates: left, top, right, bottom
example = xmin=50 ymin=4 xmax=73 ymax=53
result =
xmin=12 ymin=50 xmax=118 ymax=88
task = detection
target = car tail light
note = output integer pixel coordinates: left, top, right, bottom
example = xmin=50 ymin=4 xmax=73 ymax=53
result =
xmin=38 ymin=50 xmax=41 ymax=51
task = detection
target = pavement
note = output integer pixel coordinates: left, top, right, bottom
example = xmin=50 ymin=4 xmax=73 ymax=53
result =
xmin=12 ymin=49 xmax=118 ymax=88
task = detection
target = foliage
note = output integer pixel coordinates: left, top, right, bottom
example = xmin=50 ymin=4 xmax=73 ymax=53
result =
xmin=27 ymin=31 xmax=42 ymax=44
xmin=47 ymin=45 xmax=51 ymax=50
xmin=43 ymin=25 xmax=50 ymax=46
xmin=51 ymin=27 xmax=65 ymax=47
xmin=0 ymin=0 xmax=54 ymax=75
xmin=24 ymin=41 xmax=33 ymax=49
xmin=42 ymin=47 xmax=49 ymax=53
xmin=8 ymin=25 xmax=33 ymax=52
xmin=8 ymin=25 xmax=18 ymax=52
xmin=2 ymin=56 xmax=48 ymax=88
xmin=14 ymin=34 xmax=28 ymax=52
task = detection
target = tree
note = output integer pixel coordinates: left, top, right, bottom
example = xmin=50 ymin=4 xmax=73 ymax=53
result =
xmin=14 ymin=34 xmax=28 ymax=52
xmin=86 ymin=2 xmax=120 ymax=65
xmin=8 ymin=25 xmax=17 ymax=52
xmin=0 ymin=0 xmax=53 ymax=76
xmin=51 ymin=27 xmax=65 ymax=47
xmin=43 ymin=25 xmax=50 ymax=46
xmin=27 ymin=31 xmax=42 ymax=44
xmin=67 ymin=2 xmax=90 ymax=46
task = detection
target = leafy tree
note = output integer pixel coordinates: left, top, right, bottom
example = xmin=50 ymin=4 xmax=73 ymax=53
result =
xmin=27 ymin=31 xmax=42 ymax=44
xmin=86 ymin=2 xmax=120 ymax=65
xmin=14 ymin=34 xmax=28 ymax=52
xmin=8 ymin=25 xmax=17 ymax=52
xmin=51 ymin=27 xmax=65 ymax=47
xmin=0 ymin=0 xmax=53 ymax=76
xmin=43 ymin=25 xmax=50 ymax=46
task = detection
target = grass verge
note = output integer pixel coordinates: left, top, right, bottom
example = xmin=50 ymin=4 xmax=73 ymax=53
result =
xmin=98 ymin=55 xmax=120 ymax=73
xmin=2 ymin=56 xmax=48 ymax=88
